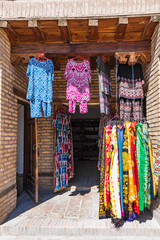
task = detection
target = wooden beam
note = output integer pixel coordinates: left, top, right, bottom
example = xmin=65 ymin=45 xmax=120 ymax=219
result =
xmin=115 ymin=17 xmax=128 ymax=42
xmin=11 ymin=41 xmax=151 ymax=57
xmin=142 ymin=18 xmax=157 ymax=40
xmin=58 ymin=20 xmax=71 ymax=43
xmin=115 ymin=52 xmax=128 ymax=64
xmin=0 ymin=20 xmax=18 ymax=43
xmin=28 ymin=20 xmax=45 ymax=42
xmin=13 ymin=87 xmax=26 ymax=100
xmin=88 ymin=19 xmax=98 ymax=42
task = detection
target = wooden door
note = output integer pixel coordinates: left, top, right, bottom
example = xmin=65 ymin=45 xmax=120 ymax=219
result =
xmin=26 ymin=118 xmax=39 ymax=203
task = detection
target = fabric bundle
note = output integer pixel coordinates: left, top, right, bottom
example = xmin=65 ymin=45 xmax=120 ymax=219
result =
xmin=99 ymin=122 xmax=157 ymax=227
xmin=53 ymin=110 xmax=74 ymax=191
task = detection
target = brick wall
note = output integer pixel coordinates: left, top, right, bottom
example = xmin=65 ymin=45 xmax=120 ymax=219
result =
xmin=143 ymin=22 xmax=160 ymax=223
xmin=0 ymin=28 xmax=28 ymax=224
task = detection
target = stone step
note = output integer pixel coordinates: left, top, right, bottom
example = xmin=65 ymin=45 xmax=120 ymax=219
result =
xmin=1 ymin=218 xmax=160 ymax=237
xmin=0 ymin=235 xmax=160 ymax=240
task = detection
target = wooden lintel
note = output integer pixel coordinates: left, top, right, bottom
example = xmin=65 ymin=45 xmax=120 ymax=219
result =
xmin=13 ymin=87 xmax=26 ymax=100
xmin=28 ymin=20 xmax=45 ymax=42
xmin=115 ymin=17 xmax=128 ymax=41
xmin=11 ymin=55 xmax=22 ymax=66
xmin=11 ymin=41 xmax=151 ymax=57
xmin=140 ymin=52 xmax=151 ymax=64
xmin=0 ymin=20 xmax=18 ymax=43
xmin=58 ymin=20 xmax=70 ymax=43
xmin=142 ymin=18 xmax=157 ymax=40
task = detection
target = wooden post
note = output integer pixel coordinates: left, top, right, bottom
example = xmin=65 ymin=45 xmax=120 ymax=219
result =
xmin=35 ymin=117 xmax=38 ymax=203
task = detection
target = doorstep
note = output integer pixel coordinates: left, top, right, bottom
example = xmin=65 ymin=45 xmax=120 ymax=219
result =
xmin=0 ymin=189 xmax=160 ymax=238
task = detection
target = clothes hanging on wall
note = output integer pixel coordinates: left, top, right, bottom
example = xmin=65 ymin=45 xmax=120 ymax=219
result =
xmin=26 ymin=57 xmax=54 ymax=118
xmin=117 ymin=63 xmax=144 ymax=122
xmin=96 ymin=56 xmax=112 ymax=115
xmin=64 ymin=59 xmax=91 ymax=114
xmin=99 ymin=122 xmax=157 ymax=227
xmin=53 ymin=110 xmax=74 ymax=191
xmin=154 ymin=140 xmax=160 ymax=175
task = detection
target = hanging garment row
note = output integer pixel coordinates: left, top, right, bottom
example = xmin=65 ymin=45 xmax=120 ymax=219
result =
xmin=26 ymin=54 xmax=144 ymax=118
xmin=99 ymin=122 xmax=157 ymax=227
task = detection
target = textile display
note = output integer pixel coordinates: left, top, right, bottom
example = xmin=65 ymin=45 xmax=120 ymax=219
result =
xmin=154 ymin=140 xmax=160 ymax=175
xmin=53 ymin=110 xmax=74 ymax=191
xmin=98 ymin=114 xmax=109 ymax=170
xmin=26 ymin=57 xmax=54 ymax=118
xmin=118 ymin=63 xmax=144 ymax=122
xmin=99 ymin=121 xmax=157 ymax=227
xmin=64 ymin=59 xmax=91 ymax=114
xmin=96 ymin=56 xmax=112 ymax=115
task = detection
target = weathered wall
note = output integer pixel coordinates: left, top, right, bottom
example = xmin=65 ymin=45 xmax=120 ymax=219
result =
xmin=0 ymin=0 xmax=160 ymax=20
xmin=0 ymin=28 xmax=28 ymax=224
xmin=143 ymin=22 xmax=160 ymax=223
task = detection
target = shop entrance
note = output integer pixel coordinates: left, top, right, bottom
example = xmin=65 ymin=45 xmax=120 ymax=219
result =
xmin=70 ymin=107 xmax=100 ymax=190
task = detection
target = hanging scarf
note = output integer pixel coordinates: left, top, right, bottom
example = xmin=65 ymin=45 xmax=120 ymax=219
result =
xmin=126 ymin=122 xmax=136 ymax=217
xmin=110 ymin=126 xmax=121 ymax=219
xmin=142 ymin=123 xmax=151 ymax=208
xmin=154 ymin=140 xmax=160 ymax=175
xmin=99 ymin=128 xmax=106 ymax=218
xmin=149 ymin=138 xmax=158 ymax=198
xmin=136 ymin=123 xmax=145 ymax=212
xmin=129 ymin=122 xmax=140 ymax=215
xmin=117 ymin=126 xmax=124 ymax=217
xmin=104 ymin=126 xmax=112 ymax=211
xmin=122 ymin=123 xmax=129 ymax=217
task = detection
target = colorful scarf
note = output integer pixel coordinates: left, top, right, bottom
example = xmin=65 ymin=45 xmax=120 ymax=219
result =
xmin=110 ymin=126 xmax=121 ymax=219
xmin=136 ymin=123 xmax=145 ymax=212
xmin=149 ymin=138 xmax=158 ymax=198
xmin=99 ymin=128 xmax=106 ymax=218
xmin=104 ymin=126 xmax=112 ymax=211
xmin=142 ymin=123 xmax=151 ymax=209
xmin=154 ymin=140 xmax=160 ymax=175
xmin=117 ymin=126 xmax=124 ymax=217
xmin=129 ymin=122 xmax=140 ymax=215
xmin=122 ymin=123 xmax=129 ymax=217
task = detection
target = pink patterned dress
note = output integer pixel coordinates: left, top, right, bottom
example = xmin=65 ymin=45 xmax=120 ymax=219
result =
xmin=64 ymin=59 xmax=91 ymax=114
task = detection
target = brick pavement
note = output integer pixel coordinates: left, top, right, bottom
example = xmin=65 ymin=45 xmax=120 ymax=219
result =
xmin=0 ymin=188 xmax=160 ymax=239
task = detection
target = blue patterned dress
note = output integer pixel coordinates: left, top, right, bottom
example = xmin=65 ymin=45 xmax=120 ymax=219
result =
xmin=26 ymin=58 xmax=54 ymax=118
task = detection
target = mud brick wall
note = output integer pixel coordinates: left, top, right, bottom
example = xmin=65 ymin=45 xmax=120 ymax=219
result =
xmin=143 ymin=23 xmax=160 ymax=223
xmin=0 ymin=29 xmax=28 ymax=224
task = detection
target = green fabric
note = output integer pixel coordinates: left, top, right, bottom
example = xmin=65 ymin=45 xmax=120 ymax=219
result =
xmin=142 ymin=123 xmax=151 ymax=208
xmin=136 ymin=123 xmax=145 ymax=212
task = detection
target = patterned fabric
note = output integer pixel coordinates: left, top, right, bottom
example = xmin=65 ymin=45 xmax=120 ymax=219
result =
xmin=117 ymin=126 xmax=124 ymax=216
xmin=154 ymin=140 xmax=160 ymax=175
xmin=97 ymin=56 xmax=112 ymax=115
xmin=129 ymin=122 xmax=140 ymax=215
xmin=149 ymin=138 xmax=158 ymax=197
xmin=110 ymin=126 xmax=121 ymax=219
xmin=64 ymin=59 xmax=91 ymax=114
xmin=122 ymin=124 xmax=129 ymax=217
xmin=26 ymin=57 xmax=54 ymax=118
xmin=67 ymin=115 xmax=74 ymax=180
xmin=136 ymin=123 xmax=145 ymax=212
xmin=53 ymin=110 xmax=74 ymax=191
xmin=142 ymin=124 xmax=151 ymax=208
xmin=99 ymin=129 xmax=106 ymax=218
xmin=120 ymin=98 xmax=143 ymax=122
xmin=104 ymin=126 xmax=112 ymax=210
xmin=98 ymin=114 xmax=109 ymax=170
xmin=117 ymin=63 xmax=144 ymax=100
